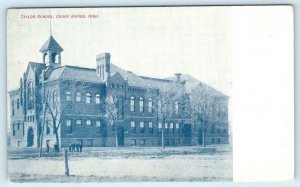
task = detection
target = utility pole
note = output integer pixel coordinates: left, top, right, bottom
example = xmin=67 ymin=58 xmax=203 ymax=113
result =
xmin=64 ymin=149 xmax=69 ymax=176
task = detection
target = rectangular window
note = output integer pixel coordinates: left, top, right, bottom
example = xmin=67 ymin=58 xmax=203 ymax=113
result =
xmin=149 ymin=122 xmax=153 ymax=134
xmin=86 ymin=120 xmax=92 ymax=126
xmin=140 ymin=122 xmax=145 ymax=134
xmin=131 ymin=139 xmax=136 ymax=146
xmin=140 ymin=139 xmax=145 ymax=145
xmin=139 ymin=98 xmax=144 ymax=112
xmin=76 ymin=120 xmax=82 ymax=126
xmin=170 ymin=123 xmax=174 ymax=133
xmin=130 ymin=97 xmax=135 ymax=112
xmin=66 ymin=120 xmax=72 ymax=134
xmin=148 ymin=99 xmax=153 ymax=113
xmin=158 ymin=122 xmax=162 ymax=133
xmin=131 ymin=121 xmax=136 ymax=134
xmin=96 ymin=121 xmax=101 ymax=127
xmin=164 ymin=123 xmax=168 ymax=134
xmin=175 ymin=123 xmax=179 ymax=129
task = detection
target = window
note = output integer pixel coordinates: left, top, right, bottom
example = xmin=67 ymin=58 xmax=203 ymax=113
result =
xmin=140 ymin=121 xmax=145 ymax=134
xmin=140 ymin=139 xmax=145 ymax=145
xmin=170 ymin=123 xmax=174 ymax=133
xmin=131 ymin=121 xmax=136 ymax=134
xmin=27 ymin=82 xmax=34 ymax=110
xmin=76 ymin=92 xmax=81 ymax=102
xmin=86 ymin=93 xmax=91 ymax=103
xmin=86 ymin=120 xmax=92 ymax=126
xmin=158 ymin=100 xmax=161 ymax=112
xmin=223 ymin=129 xmax=227 ymax=134
xmin=17 ymin=123 xmax=20 ymax=130
xmin=66 ymin=91 xmax=71 ymax=101
xmin=131 ymin=139 xmax=136 ymax=146
xmin=175 ymin=101 xmax=179 ymax=114
xmin=211 ymin=126 xmax=215 ymax=134
xmin=176 ymin=123 xmax=180 ymax=134
xmin=158 ymin=122 xmax=162 ymax=132
xmin=12 ymin=124 xmax=15 ymax=136
xmin=17 ymin=99 xmax=20 ymax=109
xmin=139 ymin=97 xmax=144 ymax=112
xmin=76 ymin=120 xmax=82 ymax=126
xmin=149 ymin=122 xmax=153 ymax=134
xmin=66 ymin=120 xmax=72 ymax=134
xmin=164 ymin=123 xmax=168 ymax=128
xmin=130 ymin=96 xmax=135 ymax=112
xmin=11 ymin=101 xmax=15 ymax=116
xmin=164 ymin=123 xmax=168 ymax=134
xmin=95 ymin=94 xmax=100 ymax=104
xmin=148 ymin=98 xmax=153 ymax=113
xmin=96 ymin=121 xmax=101 ymax=127
xmin=211 ymin=138 xmax=215 ymax=144
xmin=149 ymin=122 xmax=153 ymax=128
xmin=217 ymin=138 xmax=221 ymax=144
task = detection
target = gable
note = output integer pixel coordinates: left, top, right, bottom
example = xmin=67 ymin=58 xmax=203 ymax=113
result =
xmin=109 ymin=72 xmax=126 ymax=84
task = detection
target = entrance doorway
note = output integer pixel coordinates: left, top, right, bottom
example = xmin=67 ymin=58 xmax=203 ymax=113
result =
xmin=198 ymin=129 xmax=203 ymax=145
xmin=27 ymin=127 xmax=34 ymax=147
xmin=117 ymin=127 xmax=125 ymax=146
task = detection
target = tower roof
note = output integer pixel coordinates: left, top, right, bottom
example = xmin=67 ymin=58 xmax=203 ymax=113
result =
xmin=39 ymin=35 xmax=63 ymax=52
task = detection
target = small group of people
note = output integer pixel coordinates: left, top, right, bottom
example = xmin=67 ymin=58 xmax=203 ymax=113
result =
xmin=68 ymin=142 xmax=83 ymax=152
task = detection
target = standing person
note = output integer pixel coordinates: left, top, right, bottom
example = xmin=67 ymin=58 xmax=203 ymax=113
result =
xmin=75 ymin=142 xmax=79 ymax=152
xmin=79 ymin=142 xmax=83 ymax=152
xmin=71 ymin=142 xmax=75 ymax=152
xmin=68 ymin=142 xmax=72 ymax=152
xmin=46 ymin=142 xmax=50 ymax=153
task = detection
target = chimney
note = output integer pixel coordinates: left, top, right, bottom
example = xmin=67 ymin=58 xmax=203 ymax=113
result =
xmin=175 ymin=73 xmax=182 ymax=82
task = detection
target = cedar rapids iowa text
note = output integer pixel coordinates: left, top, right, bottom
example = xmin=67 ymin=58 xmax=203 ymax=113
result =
xmin=8 ymin=34 xmax=229 ymax=149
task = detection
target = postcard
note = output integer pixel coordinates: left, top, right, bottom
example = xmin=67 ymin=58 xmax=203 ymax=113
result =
xmin=6 ymin=6 xmax=294 ymax=182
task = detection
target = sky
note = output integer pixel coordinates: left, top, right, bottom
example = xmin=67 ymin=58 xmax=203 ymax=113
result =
xmin=7 ymin=7 xmax=231 ymax=95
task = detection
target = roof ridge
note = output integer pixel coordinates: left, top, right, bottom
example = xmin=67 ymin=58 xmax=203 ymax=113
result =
xmin=139 ymin=75 xmax=172 ymax=82
xmin=64 ymin=65 xmax=95 ymax=71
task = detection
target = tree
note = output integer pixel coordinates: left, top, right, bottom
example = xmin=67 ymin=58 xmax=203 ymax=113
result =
xmin=104 ymin=95 xmax=122 ymax=148
xmin=150 ymin=82 xmax=191 ymax=148
xmin=190 ymin=83 xmax=217 ymax=147
xmin=39 ymin=80 xmax=90 ymax=153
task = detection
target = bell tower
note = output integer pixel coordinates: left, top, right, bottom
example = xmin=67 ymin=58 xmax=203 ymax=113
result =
xmin=39 ymin=35 xmax=63 ymax=68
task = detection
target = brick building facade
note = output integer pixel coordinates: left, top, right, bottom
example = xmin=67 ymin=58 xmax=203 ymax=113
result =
xmin=8 ymin=35 xmax=229 ymax=148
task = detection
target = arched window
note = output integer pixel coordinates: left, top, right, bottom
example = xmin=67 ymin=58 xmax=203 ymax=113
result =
xmin=130 ymin=96 xmax=135 ymax=112
xmin=65 ymin=91 xmax=71 ymax=101
xmin=139 ymin=97 xmax=144 ymax=112
xmin=27 ymin=82 xmax=34 ymax=110
xmin=148 ymin=98 xmax=153 ymax=113
xmin=175 ymin=101 xmax=179 ymax=114
xmin=86 ymin=93 xmax=91 ymax=104
xmin=76 ymin=92 xmax=81 ymax=102
xmin=95 ymin=94 xmax=100 ymax=104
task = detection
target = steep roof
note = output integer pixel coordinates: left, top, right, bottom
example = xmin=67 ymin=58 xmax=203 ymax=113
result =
xmin=166 ymin=74 xmax=228 ymax=98
xmin=39 ymin=36 xmax=63 ymax=52
xmin=110 ymin=64 xmax=184 ymax=92
xmin=28 ymin=62 xmax=46 ymax=76
xmin=46 ymin=65 xmax=102 ymax=83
